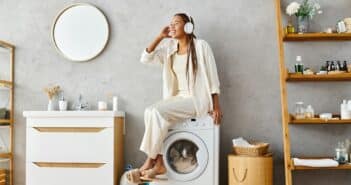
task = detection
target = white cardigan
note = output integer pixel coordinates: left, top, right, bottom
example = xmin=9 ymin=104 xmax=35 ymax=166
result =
xmin=140 ymin=39 xmax=220 ymax=117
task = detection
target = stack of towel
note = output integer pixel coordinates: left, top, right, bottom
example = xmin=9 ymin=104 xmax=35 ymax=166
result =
xmin=293 ymin=158 xmax=339 ymax=167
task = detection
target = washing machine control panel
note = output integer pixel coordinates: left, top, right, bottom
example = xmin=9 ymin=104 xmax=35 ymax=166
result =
xmin=172 ymin=116 xmax=215 ymax=130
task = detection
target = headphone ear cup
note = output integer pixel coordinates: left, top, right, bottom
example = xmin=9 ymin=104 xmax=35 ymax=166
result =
xmin=184 ymin=22 xmax=194 ymax=34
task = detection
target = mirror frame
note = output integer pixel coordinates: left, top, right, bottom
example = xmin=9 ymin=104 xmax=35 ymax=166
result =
xmin=52 ymin=3 xmax=110 ymax=62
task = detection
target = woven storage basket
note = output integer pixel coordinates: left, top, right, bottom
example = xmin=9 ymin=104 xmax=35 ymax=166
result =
xmin=233 ymin=142 xmax=269 ymax=156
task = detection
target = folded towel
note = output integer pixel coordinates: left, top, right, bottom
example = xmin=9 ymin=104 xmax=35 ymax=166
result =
xmin=232 ymin=137 xmax=254 ymax=148
xmin=293 ymin=158 xmax=339 ymax=167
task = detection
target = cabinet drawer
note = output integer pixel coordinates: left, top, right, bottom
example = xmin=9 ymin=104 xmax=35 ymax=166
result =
xmin=26 ymin=127 xmax=114 ymax=162
xmin=26 ymin=117 xmax=115 ymax=127
xmin=26 ymin=162 xmax=113 ymax=185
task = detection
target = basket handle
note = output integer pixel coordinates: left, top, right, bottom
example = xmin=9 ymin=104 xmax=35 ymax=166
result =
xmin=232 ymin=168 xmax=248 ymax=183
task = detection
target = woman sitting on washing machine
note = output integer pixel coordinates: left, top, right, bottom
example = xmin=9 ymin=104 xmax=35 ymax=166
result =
xmin=127 ymin=13 xmax=222 ymax=183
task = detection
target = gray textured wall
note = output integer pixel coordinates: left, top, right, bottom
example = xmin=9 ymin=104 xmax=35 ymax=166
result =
xmin=0 ymin=0 xmax=350 ymax=185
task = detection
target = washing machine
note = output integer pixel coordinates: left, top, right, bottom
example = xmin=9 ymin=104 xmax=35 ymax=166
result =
xmin=150 ymin=115 xmax=219 ymax=185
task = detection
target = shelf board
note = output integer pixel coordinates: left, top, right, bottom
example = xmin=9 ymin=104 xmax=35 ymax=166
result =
xmin=286 ymin=73 xmax=351 ymax=82
xmin=292 ymin=157 xmax=351 ymax=170
xmin=284 ymin=33 xmax=351 ymax=41
xmin=0 ymin=80 xmax=12 ymax=88
xmin=290 ymin=115 xmax=351 ymax=124
xmin=0 ymin=153 xmax=12 ymax=159
xmin=0 ymin=119 xmax=11 ymax=126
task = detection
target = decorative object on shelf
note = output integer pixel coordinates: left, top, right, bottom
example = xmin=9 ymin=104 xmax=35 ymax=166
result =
xmin=0 ymin=134 xmax=8 ymax=153
xmin=336 ymin=20 xmax=347 ymax=33
xmin=319 ymin=113 xmax=332 ymax=120
xmin=305 ymin=105 xmax=314 ymax=118
xmin=324 ymin=27 xmax=333 ymax=34
xmin=52 ymin=3 xmax=110 ymax=62
xmin=43 ymin=85 xmax=60 ymax=111
xmin=317 ymin=65 xmax=327 ymax=75
xmin=72 ymin=94 xmax=89 ymax=111
xmin=303 ymin=68 xmax=314 ymax=75
xmin=294 ymin=56 xmax=304 ymax=74
xmin=58 ymin=91 xmax=67 ymax=111
xmin=344 ymin=18 xmax=351 ymax=33
xmin=0 ymin=108 xmax=7 ymax=119
xmin=334 ymin=141 xmax=349 ymax=164
xmin=295 ymin=101 xmax=305 ymax=119
xmin=340 ymin=100 xmax=351 ymax=120
xmin=98 ymin=101 xmax=107 ymax=111
xmin=113 ymin=96 xmax=118 ymax=111
xmin=286 ymin=0 xmax=322 ymax=34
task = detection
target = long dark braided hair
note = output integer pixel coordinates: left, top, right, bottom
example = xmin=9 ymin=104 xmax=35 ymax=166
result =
xmin=174 ymin=13 xmax=198 ymax=87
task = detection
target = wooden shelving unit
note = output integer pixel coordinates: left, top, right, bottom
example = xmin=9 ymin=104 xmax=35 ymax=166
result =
xmin=0 ymin=40 xmax=15 ymax=185
xmin=274 ymin=1 xmax=351 ymax=185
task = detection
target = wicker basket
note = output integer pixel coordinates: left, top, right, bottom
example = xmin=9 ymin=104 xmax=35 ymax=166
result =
xmin=233 ymin=142 xmax=269 ymax=156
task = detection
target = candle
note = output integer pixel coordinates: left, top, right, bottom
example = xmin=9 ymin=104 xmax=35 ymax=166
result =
xmin=98 ymin=101 xmax=107 ymax=111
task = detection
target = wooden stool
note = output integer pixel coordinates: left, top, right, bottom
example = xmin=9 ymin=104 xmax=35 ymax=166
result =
xmin=228 ymin=154 xmax=273 ymax=185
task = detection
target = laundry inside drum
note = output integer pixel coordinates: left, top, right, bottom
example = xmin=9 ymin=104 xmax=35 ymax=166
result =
xmin=167 ymin=139 xmax=199 ymax=174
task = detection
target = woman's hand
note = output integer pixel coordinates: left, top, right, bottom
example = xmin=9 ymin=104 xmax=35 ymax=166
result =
xmin=210 ymin=106 xmax=222 ymax=125
xmin=210 ymin=94 xmax=222 ymax=125
xmin=158 ymin=26 xmax=171 ymax=39
xmin=146 ymin=26 xmax=170 ymax=53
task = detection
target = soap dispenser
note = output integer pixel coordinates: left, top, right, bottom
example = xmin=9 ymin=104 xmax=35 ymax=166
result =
xmin=341 ymin=100 xmax=351 ymax=119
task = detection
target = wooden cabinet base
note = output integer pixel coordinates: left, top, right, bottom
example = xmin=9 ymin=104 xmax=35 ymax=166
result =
xmin=228 ymin=154 xmax=273 ymax=185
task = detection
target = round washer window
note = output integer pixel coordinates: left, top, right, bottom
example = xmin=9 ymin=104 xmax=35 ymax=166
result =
xmin=163 ymin=131 xmax=208 ymax=181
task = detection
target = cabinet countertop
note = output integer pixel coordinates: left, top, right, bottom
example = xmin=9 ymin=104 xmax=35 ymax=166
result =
xmin=23 ymin=111 xmax=125 ymax=118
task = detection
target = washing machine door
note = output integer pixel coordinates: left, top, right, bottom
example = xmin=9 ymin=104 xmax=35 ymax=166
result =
xmin=163 ymin=131 xmax=208 ymax=182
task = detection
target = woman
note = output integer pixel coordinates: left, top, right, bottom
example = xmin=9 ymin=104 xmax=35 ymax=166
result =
xmin=127 ymin=13 xmax=222 ymax=183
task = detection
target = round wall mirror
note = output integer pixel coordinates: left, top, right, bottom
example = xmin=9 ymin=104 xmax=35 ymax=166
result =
xmin=52 ymin=4 xmax=109 ymax=62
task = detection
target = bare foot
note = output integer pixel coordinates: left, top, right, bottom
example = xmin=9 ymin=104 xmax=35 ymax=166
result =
xmin=139 ymin=158 xmax=155 ymax=172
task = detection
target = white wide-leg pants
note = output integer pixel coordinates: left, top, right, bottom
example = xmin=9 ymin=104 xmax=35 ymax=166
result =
xmin=139 ymin=95 xmax=197 ymax=159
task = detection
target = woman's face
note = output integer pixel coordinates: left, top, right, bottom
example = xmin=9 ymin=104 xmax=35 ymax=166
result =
xmin=169 ymin=15 xmax=186 ymax=39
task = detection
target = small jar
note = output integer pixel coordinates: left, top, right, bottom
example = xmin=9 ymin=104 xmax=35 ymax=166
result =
xmin=305 ymin=105 xmax=314 ymax=119
xmin=295 ymin=102 xmax=306 ymax=120
xmin=335 ymin=142 xmax=349 ymax=164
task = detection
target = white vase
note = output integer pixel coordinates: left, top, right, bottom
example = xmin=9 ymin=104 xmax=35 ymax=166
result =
xmin=47 ymin=100 xmax=54 ymax=111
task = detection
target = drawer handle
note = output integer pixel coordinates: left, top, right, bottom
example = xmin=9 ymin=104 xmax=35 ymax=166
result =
xmin=33 ymin=162 xmax=105 ymax=168
xmin=33 ymin=127 xmax=106 ymax=133
xmin=232 ymin=168 xmax=248 ymax=183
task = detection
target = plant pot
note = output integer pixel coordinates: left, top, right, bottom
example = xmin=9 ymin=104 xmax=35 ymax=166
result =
xmin=297 ymin=16 xmax=310 ymax=33
xmin=47 ymin=100 xmax=54 ymax=111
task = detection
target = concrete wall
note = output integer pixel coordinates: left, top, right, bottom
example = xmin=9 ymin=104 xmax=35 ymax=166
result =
xmin=0 ymin=0 xmax=350 ymax=184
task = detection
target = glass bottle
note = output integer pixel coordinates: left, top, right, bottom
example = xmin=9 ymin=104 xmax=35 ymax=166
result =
xmin=342 ymin=61 xmax=348 ymax=71
xmin=330 ymin=61 xmax=336 ymax=71
xmin=294 ymin=56 xmax=304 ymax=74
xmin=295 ymin=102 xmax=306 ymax=120
xmin=305 ymin=105 xmax=314 ymax=119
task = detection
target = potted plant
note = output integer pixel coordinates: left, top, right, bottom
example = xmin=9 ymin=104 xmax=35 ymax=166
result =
xmin=43 ymin=85 xmax=60 ymax=111
xmin=286 ymin=0 xmax=322 ymax=33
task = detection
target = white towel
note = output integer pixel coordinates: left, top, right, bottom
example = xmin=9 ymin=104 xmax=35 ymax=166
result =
xmin=232 ymin=137 xmax=254 ymax=148
xmin=293 ymin=158 xmax=339 ymax=167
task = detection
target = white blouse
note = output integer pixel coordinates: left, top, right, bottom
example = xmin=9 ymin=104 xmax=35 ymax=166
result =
xmin=140 ymin=39 xmax=220 ymax=117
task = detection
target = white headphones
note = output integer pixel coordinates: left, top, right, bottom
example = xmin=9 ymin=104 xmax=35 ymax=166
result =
xmin=184 ymin=14 xmax=194 ymax=34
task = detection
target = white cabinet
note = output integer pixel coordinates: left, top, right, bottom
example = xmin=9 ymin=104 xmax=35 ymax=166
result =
xmin=23 ymin=111 xmax=125 ymax=185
